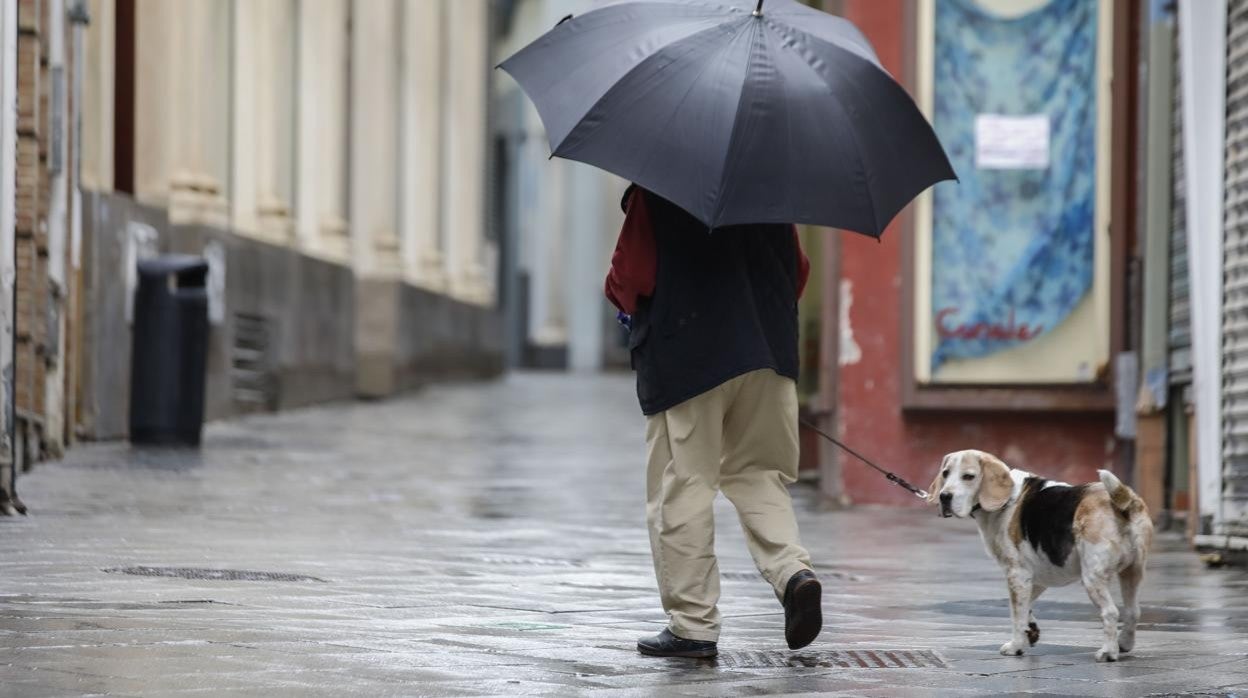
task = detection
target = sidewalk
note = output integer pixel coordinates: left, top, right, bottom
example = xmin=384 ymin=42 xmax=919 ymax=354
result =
xmin=0 ymin=373 xmax=1245 ymax=697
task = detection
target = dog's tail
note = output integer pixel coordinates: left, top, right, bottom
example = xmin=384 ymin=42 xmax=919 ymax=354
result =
xmin=1098 ymin=470 xmax=1143 ymax=515
xmin=1098 ymin=470 xmax=1154 ymax=553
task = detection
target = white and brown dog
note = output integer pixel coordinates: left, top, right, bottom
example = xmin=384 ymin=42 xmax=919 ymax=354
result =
xmin=929 ymin=450 xmax=1153 ymax=662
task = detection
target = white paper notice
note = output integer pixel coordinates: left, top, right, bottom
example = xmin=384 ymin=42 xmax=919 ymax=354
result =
xmin=974 ymin=114 xmax=1050 ymax=170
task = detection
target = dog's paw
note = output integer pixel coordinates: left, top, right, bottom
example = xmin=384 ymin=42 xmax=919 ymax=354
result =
xmin=1095 ymin=647 xmax=1119 ymax=663
xmin=999 ymin=641 xmax=1025 ymax=657
xmin=0 ymin=494 xmax=25 ymax=516
xmin=1026 ymin=622 xmax=1040 ymax=647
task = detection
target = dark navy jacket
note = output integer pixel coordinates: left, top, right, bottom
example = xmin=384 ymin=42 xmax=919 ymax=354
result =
xmin=614 ymin=186 xmax=802 ymax=415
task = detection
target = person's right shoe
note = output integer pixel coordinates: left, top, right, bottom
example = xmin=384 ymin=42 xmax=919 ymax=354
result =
xmin=636 ymin=628 xmax=718 ymax=658
xmin=783 ymin=569 xmax=822 ymax=650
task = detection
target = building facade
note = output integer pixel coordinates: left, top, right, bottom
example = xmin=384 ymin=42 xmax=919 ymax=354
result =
xmin=0 ymin=0 xmax=505 ymax=513
xmin=0 ymin=0 xmax=88 ymax=514
xmin=78 ymin=0 xmax=503 ymax=441
xmin=5 ymin=0 xmax=1240 ymax=557
xmin=805 ymin=0 xmax=1133 ymax=507
xmin=1159 ymin=0 xmax=1247 ymax=555
xmin=809 ymin=0 xmax=1245 ymax=562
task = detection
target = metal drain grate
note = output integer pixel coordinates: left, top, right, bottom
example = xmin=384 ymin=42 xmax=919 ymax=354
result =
xmin=715 ymin=649 xmax=945 ymax=669
xmin=104 ymin=566 xmax=325 ymax=583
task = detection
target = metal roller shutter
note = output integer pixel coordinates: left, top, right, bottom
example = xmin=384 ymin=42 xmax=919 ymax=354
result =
xmin=1170 ymin=15 xmax=1192 ymax=387
xmin=1221 ymin=0 xmax=1248 ymax=537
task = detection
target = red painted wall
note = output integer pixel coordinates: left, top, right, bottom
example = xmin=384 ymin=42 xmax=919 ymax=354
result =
xmin=835 ymin=0 xmax=1116 ymax=506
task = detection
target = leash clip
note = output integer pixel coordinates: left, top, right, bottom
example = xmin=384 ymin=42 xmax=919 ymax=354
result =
xmin=799 ymin=419 xmax=932 ymax=502
xmin=886 ymin=471 xmax=928 ymax=500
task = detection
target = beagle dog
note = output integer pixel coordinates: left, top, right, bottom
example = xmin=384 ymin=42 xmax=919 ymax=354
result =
xmin=929 ymin=450 xmax=1153 ymax=662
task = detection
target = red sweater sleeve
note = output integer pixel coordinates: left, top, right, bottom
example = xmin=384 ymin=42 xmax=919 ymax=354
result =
xmin=605 ymin=188 xmax=657 ymax=315
xmin=794 ymin=225 xmax=810 ymax=300
xmin=604 ymin=193 xmax=807 ymax=311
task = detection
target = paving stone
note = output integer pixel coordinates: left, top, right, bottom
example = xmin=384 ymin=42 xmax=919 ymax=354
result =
xmin=0 ymin=372 xmax=1244 ymax=696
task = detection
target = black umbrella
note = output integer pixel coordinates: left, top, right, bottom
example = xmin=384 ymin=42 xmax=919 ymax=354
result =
xmin=499 ymin=0 xmax=955 ymax=237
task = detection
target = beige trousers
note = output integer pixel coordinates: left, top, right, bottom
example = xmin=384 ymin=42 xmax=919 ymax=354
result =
xmin=645 ymin=368 xmax=813 ymax=642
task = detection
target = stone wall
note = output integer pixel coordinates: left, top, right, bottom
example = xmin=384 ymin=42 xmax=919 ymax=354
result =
xmin=79 ymin=191 xmax=167 ymax=440
xmin=79 ymin=190 xmax=502 ymax=441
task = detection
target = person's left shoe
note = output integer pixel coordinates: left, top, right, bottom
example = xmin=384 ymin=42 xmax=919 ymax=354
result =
xmin=636 ymin=628 xmax=718 ymax=658
xmin=783 ymin=569 xmax=822 ymax=650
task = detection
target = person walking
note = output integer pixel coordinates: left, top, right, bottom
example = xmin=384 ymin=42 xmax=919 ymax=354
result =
xmin=505 ymin=0 xmax=953 ymax=659
xmin=606 ymin=184 xmax=820 ymax=659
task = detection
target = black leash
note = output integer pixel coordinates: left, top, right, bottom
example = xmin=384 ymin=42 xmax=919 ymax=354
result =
xmin=799 ymin=419 xmax=929 ymax=500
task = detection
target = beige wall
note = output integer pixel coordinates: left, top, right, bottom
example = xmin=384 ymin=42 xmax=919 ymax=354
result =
xmin=88 ymin=0 xmax=497 ymax=305
xmin=296 ymin=0 xmax=350 ymax=260
xmin=82 ymin=0 xmax=114 ymax=192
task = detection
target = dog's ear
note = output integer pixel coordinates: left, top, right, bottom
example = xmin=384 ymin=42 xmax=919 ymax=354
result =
xmin=976 ymin=452 xmax=1013 ymax=512
xmin=927 ymin=454 xmax=950 ymax=504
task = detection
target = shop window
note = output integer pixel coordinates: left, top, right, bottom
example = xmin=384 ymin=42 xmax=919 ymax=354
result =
xmin=908 ymin=0 xmax=1114 ymax=390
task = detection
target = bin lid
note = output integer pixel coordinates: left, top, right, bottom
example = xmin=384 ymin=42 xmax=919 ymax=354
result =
xmin=137 ymin=254 xmax=209 ymax=277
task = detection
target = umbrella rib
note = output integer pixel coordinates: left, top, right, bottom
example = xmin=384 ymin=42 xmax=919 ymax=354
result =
xmin=709 ymin=19 xmax=764 ymax=228
xmin=760 ymin=2 xmax=880 ymax=67
xmin=548 ymin=20 xmax=731 ymax=157
xmin=627 ymin=20 xmax=755 ymax=209
xmin=553 ymin=19 xmax=755 ymax=204
xmin=516 ymin=11 xmax=727 ymax=151
xmin=761 ymin=17 xmax=883 ymax=236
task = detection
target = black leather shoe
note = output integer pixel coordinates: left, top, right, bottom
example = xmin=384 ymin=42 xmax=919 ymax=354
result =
xmin=783 ymin=570 xmax=822 ymax=650
xmin=637 ymin=628 xmax=718 ymax=658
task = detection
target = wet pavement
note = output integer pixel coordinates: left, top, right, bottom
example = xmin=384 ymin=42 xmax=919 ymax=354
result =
xmin=1 ymin=372 xmax=1246 ymax=697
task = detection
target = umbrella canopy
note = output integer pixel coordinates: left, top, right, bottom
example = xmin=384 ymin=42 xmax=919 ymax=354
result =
xmin=499 ymin=0 xmax=956 ymax=237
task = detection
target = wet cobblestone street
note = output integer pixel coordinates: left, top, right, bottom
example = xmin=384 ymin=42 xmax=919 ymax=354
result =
xmin=1 ymin=373 xmax=1245 ymax=697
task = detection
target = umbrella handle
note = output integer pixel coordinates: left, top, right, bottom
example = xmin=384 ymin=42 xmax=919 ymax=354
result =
xmin=753 ymin=0 xmax=764 ymax=16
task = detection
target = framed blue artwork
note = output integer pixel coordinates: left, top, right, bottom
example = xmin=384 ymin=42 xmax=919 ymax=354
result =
xmin=912 ymin=0 xmax=1113 ymax=385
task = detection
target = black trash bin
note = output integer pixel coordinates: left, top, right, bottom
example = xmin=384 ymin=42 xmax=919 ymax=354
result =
xmin=129 ymin=255 xmax=210 ymax=446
